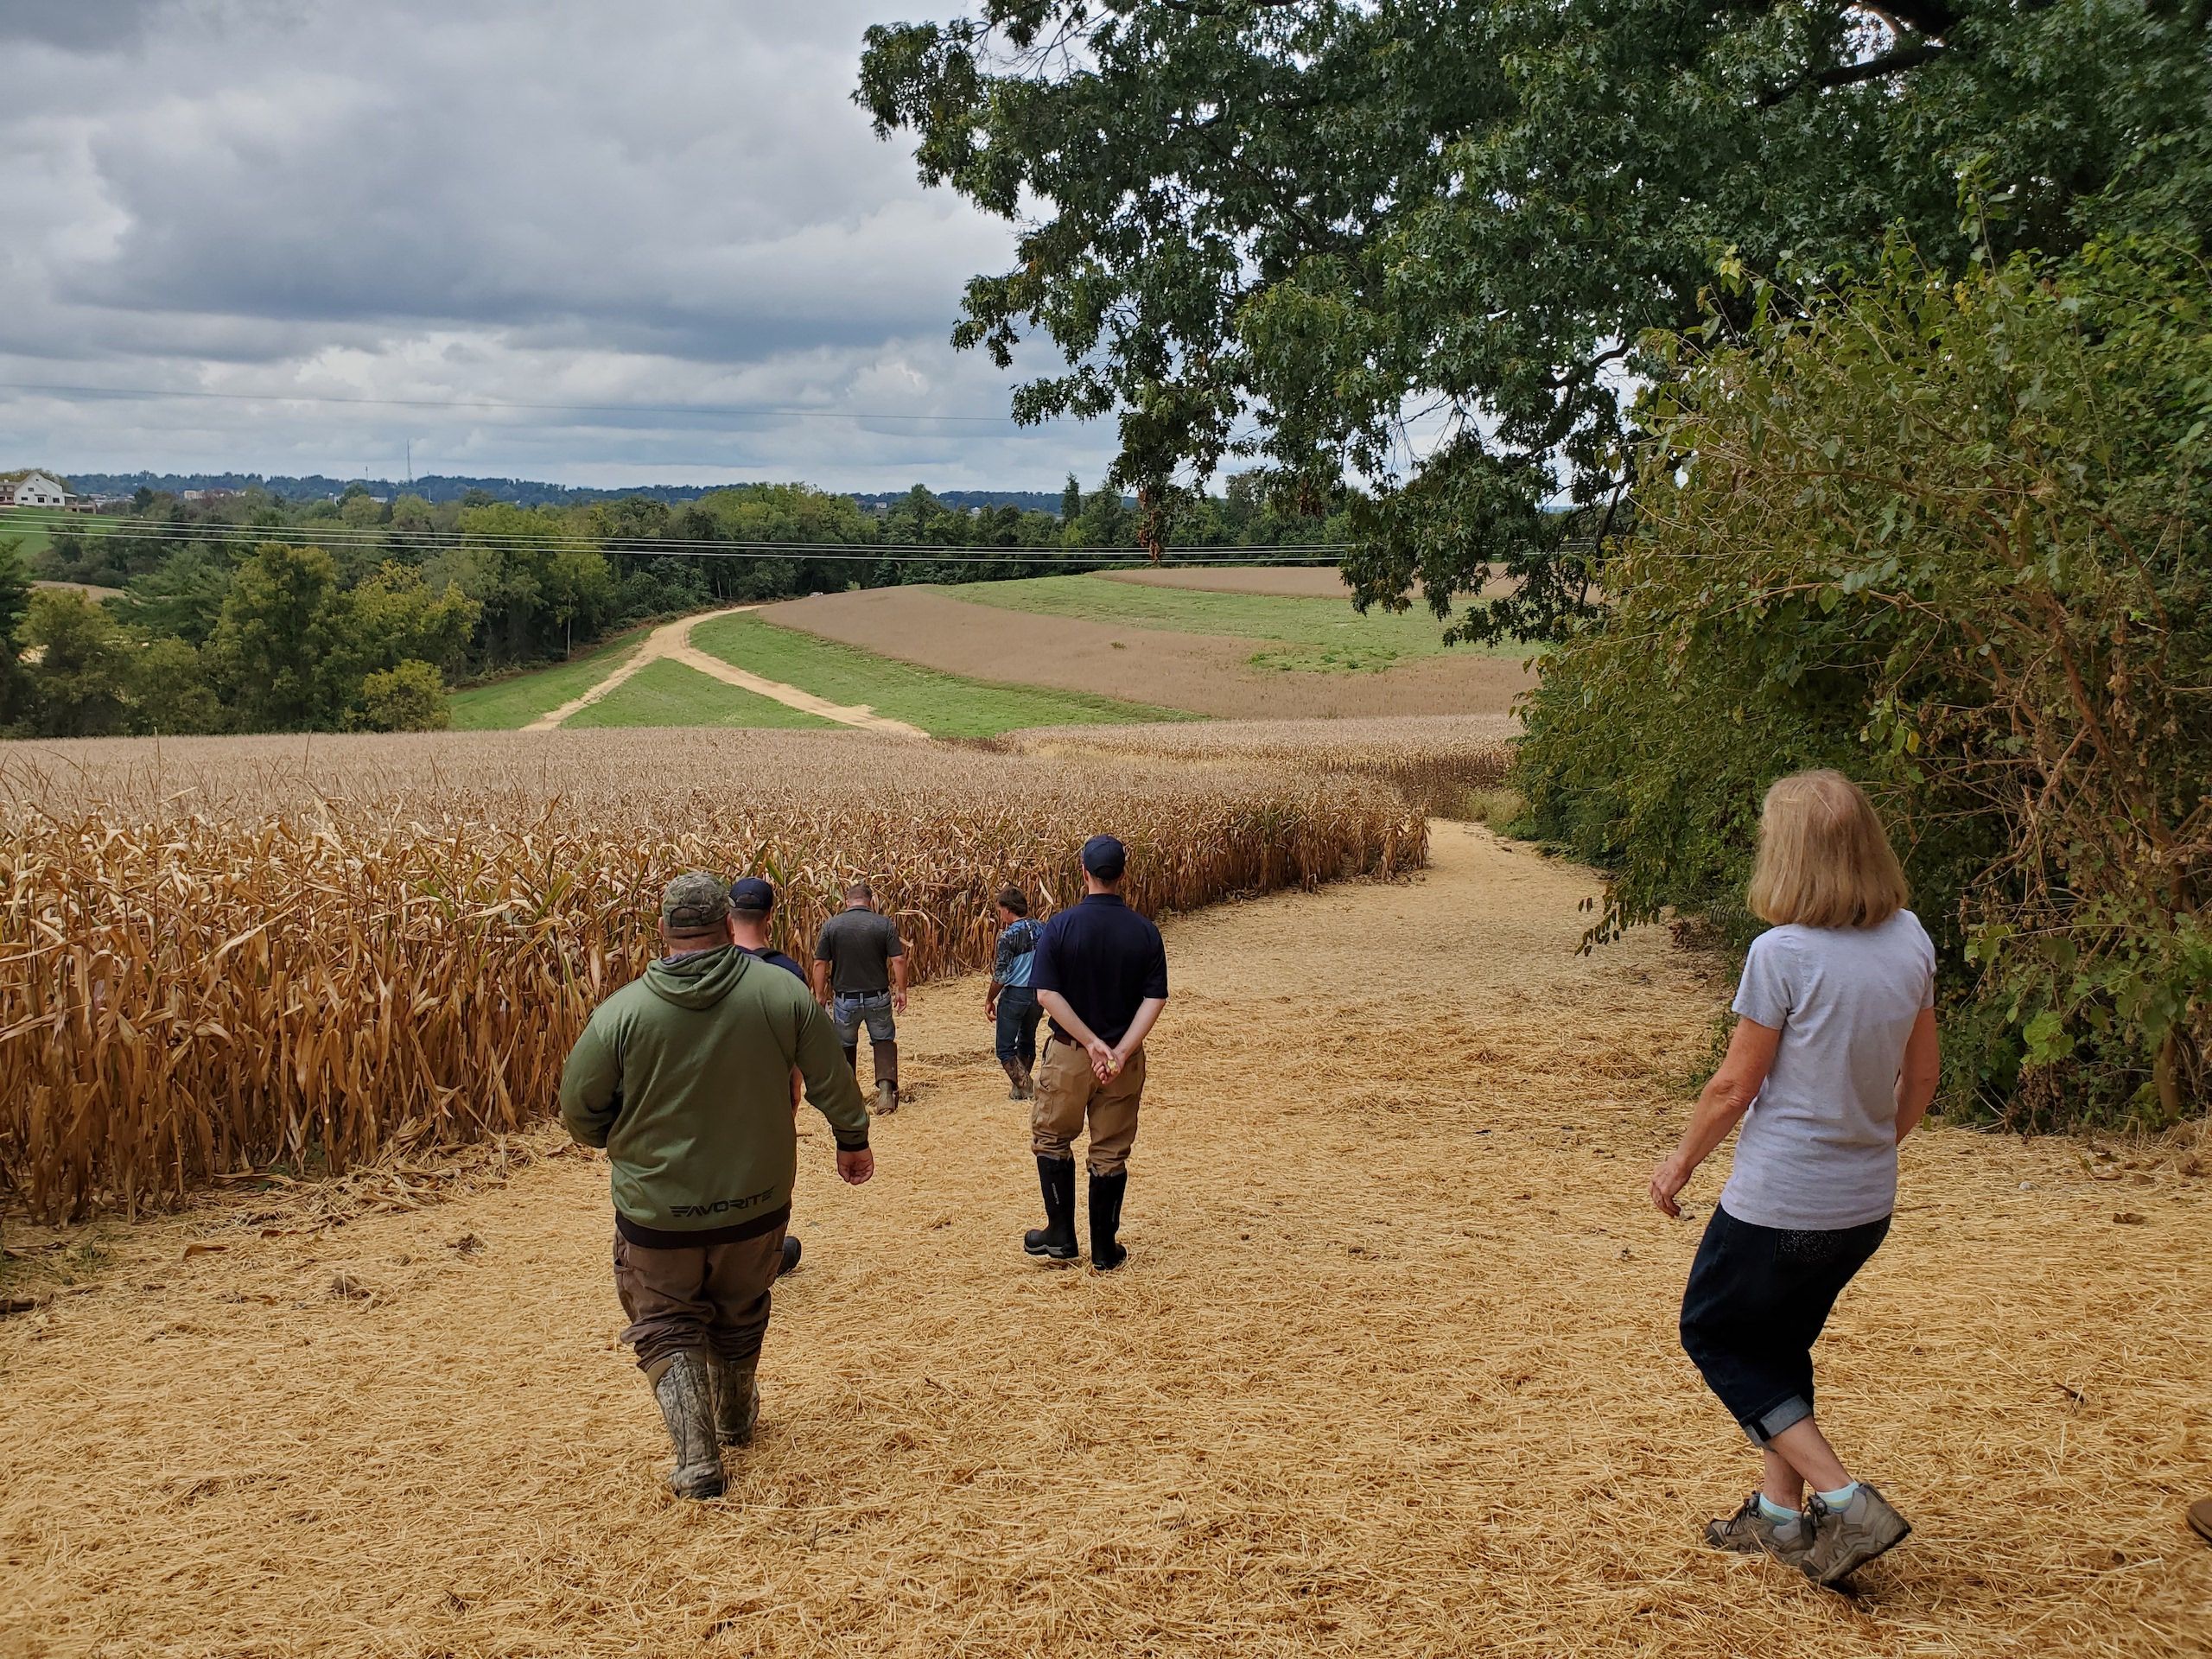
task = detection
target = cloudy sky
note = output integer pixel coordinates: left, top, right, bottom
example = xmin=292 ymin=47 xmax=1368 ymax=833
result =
xmin=0 ymin=0 xmax=1118 ymax=492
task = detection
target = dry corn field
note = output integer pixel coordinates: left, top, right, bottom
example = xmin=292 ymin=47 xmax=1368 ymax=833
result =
xmin=2 ymin=823 xmax=2207 ymax=1659
xmin=996 ymin=713 xmax=1516 ymax=817
xmin=0 ymin=728 xmax=1425 ymax=1224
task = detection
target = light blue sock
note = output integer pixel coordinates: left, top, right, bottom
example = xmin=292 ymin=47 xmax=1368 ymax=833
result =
xmin=1757 ymin=1495 xmax=1802 ymax=1525
xmin=1816 ymin=1482 xmax=1859 ymax=1510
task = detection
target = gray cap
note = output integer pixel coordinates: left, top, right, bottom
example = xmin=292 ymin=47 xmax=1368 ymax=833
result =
xmin=661 ymin=871 xmax=732 ymax=931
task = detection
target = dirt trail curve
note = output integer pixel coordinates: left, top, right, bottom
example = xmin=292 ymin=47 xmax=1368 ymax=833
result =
xmin=3 ymin=828 xmax=2207 ymax=1657
xmin=523 ymin=607 xmax=928 ymax=736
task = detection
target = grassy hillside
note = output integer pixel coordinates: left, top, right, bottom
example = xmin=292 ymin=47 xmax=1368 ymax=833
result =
xmin=686 ymin=613 xmax=1192 ymax=738
xmin=939 ymin=573 xmax=1511 ymax=673
xmin=563 ymin=657 xmax=838 ymax=729
xmin=448 ymin=630 xmax=650 ymax=730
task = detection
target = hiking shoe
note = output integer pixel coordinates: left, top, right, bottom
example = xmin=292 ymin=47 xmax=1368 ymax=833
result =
xmin=1705 ymin=1493 xmax=1810 ymax=1567
xmin=1007 ymin=1085 xmax=1025 ymax=1101
xmin=2189 ymin=1497 xmax=2212 ymax=1546
xmin=872 ymin=1080 xmax=899 ymax=1116
xmin=1802 ymin=1483 xmax=1910 ymax=1586
xmin=777 ymin=1234 xmax=801 ymax=1277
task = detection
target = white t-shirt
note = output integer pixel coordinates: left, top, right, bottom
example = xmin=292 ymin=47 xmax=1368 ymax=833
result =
xmin=1720 ymin=909 xmax=1936 ymax=1230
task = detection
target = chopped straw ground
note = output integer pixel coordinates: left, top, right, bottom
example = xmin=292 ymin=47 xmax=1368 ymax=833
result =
xmin=3 ymin=824 xmax=2207 ymax=1657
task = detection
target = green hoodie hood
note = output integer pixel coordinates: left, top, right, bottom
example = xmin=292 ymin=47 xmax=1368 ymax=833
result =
xmin=643 ymin=944 xmax=751 ymax=1011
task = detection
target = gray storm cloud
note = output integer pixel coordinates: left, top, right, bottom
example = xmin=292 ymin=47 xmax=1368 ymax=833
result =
xmin=0 ymin=0 xmax=1112 ymax=489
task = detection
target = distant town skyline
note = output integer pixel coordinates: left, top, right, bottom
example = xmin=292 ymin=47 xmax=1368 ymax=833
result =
xmin=0 ymin=2 xmax=1122 ymax=492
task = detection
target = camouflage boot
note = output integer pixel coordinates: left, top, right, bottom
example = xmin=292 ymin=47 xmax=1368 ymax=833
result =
xmin=648 ymin=1351 xmax=724 ymax=1500
xmin=709 ymin=1357 xmax=760 ymax=1449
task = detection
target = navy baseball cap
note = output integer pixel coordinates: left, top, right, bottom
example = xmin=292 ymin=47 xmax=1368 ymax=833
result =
xmin=728 ymin=876 xmax=776 ymax=914
xmin=1081 ymin=834 xmax=1127 ymax=880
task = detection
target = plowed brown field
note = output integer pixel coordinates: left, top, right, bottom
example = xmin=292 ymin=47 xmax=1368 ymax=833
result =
xmin=758 ymin=588 xmax=1535 ymax=718
xmin=3 ymin=826 xmax=2207 ymax=1658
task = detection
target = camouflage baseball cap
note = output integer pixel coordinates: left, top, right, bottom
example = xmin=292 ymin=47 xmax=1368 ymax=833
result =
xmin=661 ymin=871 xmax=732 ymax=931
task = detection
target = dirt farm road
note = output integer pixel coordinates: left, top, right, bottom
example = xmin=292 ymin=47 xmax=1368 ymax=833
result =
xmin=3 ymin=828 xmax=2208 ymax=1657
xmin=521 ymin=609 xmax=929 ymax=736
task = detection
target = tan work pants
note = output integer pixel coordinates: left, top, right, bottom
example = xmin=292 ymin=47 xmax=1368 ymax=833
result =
xmin=1031 ymin=1035 xmax=1145 ymax=1176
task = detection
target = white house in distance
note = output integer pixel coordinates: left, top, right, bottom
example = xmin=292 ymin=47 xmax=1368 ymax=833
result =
xmin=0 ymin=470 xmax=69 ymax=508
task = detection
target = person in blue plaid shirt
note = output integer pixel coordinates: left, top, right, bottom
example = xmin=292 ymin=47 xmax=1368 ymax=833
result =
xmin=982 ymin=886 xmax=1045 ymax=1101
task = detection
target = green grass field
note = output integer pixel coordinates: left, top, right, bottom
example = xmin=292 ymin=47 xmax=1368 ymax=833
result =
xmin=687 ymin=612 xmax=1192 ymax=738
xmin=448 ymin=630 xmax=652 ymax=731
xmin=0 ymin=511 xmax=116 ymax=563
xmin=561 ymin=656 xmax=839 ymax=730
xmin=938 ymin=574 xmax=1515 ymax=673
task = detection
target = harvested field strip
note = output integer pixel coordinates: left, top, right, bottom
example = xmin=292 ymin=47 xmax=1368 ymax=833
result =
xmin=760 ymin=587 xmax=1539 ymax=718
xmin=2 ymin=826 xmax=2204 ymax=1657
xmin=1001 ymin=713 xmax=1518 ymax=817
xmin=688 ymin=611 xmax=1188 ymax=737
xmin=559 ymin=654 xmax=841 ymax=730
xmin=0 ymin=729 xmax=1425 ymax=1222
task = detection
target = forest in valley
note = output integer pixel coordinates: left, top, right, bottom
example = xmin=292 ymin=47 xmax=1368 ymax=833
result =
xmin=0 ymin=474 xmax=1335 ymax=739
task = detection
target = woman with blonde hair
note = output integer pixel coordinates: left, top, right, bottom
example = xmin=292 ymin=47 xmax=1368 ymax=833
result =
xmin=1649 ymin=769 xmax=1941 ymax=1587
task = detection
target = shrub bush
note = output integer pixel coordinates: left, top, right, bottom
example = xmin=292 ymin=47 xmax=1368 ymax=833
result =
xmin=356 ymin=659 xmax=453 ymax=732
xmin=1516 ymin=237 xmax=2212 ymax=1128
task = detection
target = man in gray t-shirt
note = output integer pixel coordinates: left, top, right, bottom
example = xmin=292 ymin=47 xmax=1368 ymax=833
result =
xmin=810 ymin=881 xmax=908 ymax=1116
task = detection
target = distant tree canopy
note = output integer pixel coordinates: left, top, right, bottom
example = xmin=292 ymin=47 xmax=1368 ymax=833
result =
xmin=7 ymin=475 xmax=1326 ymax=737
xmin=857 ymin=0 xmax=2212 ymax=641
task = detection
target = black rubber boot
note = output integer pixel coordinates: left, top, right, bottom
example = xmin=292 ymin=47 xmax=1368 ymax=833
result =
xmin=778 ymin=1234 xmax=802 ymax=1276
xmin=1089 ymin=1170 xmax=1128 ymax=1271
xmin=871 ymin=1039 xmax=899 ymax=1114
xmin=1023 ymin=1155 xmax=1079 ymax=1262
xmin=649 ymin=1351 xmax=725 ymax=1498
xmin=841 ymin=1043 xmax=860 ymax=1075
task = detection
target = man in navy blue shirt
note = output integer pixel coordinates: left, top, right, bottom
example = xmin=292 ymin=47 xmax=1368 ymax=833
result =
xmin=730 ymin=876 xmax=809 ymax=1279
xmin=1024 ymin=835 xmax=1168 ymax=1270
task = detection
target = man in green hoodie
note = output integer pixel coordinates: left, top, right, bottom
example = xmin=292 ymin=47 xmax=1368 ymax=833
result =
xmin=560 ymin=872 xmax=874 ymax=1500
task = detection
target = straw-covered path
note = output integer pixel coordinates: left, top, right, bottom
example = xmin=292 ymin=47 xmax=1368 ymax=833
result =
xmin=4 ymin=827 xmax=2209 ymax=1658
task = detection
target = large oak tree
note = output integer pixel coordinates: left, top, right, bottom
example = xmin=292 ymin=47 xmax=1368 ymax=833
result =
xmin=858 ymin=0 xmax=2209 ymax=639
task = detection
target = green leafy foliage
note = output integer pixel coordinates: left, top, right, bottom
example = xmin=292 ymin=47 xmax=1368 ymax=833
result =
xmin=15 ymin=590 xmax=137 ymax=738
xmin=1516 ymin=235 xmax=2212 ymax=1126
xmin=858 ymin=0 xmax=2211 ymax=635
xmin=354 ymin=660 xmax=454 ymax=732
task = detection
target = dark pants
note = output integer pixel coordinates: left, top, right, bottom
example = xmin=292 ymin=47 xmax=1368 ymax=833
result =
xmin=995 ymin=986 xmax=1041 ymax=1068
xmin=1678 ymin=1205 xmax=1891 ymax=1446
xmin=613 ymin=1224 xmax=785 ymax=1376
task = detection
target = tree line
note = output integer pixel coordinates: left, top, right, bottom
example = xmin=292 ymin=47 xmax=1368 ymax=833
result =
xmin=0 ymin=476 xmax=1336 ymax=739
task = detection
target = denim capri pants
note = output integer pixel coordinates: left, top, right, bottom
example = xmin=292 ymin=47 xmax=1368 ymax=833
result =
xmin=1678 ymin=1204 xmax=1891 ymax=1446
